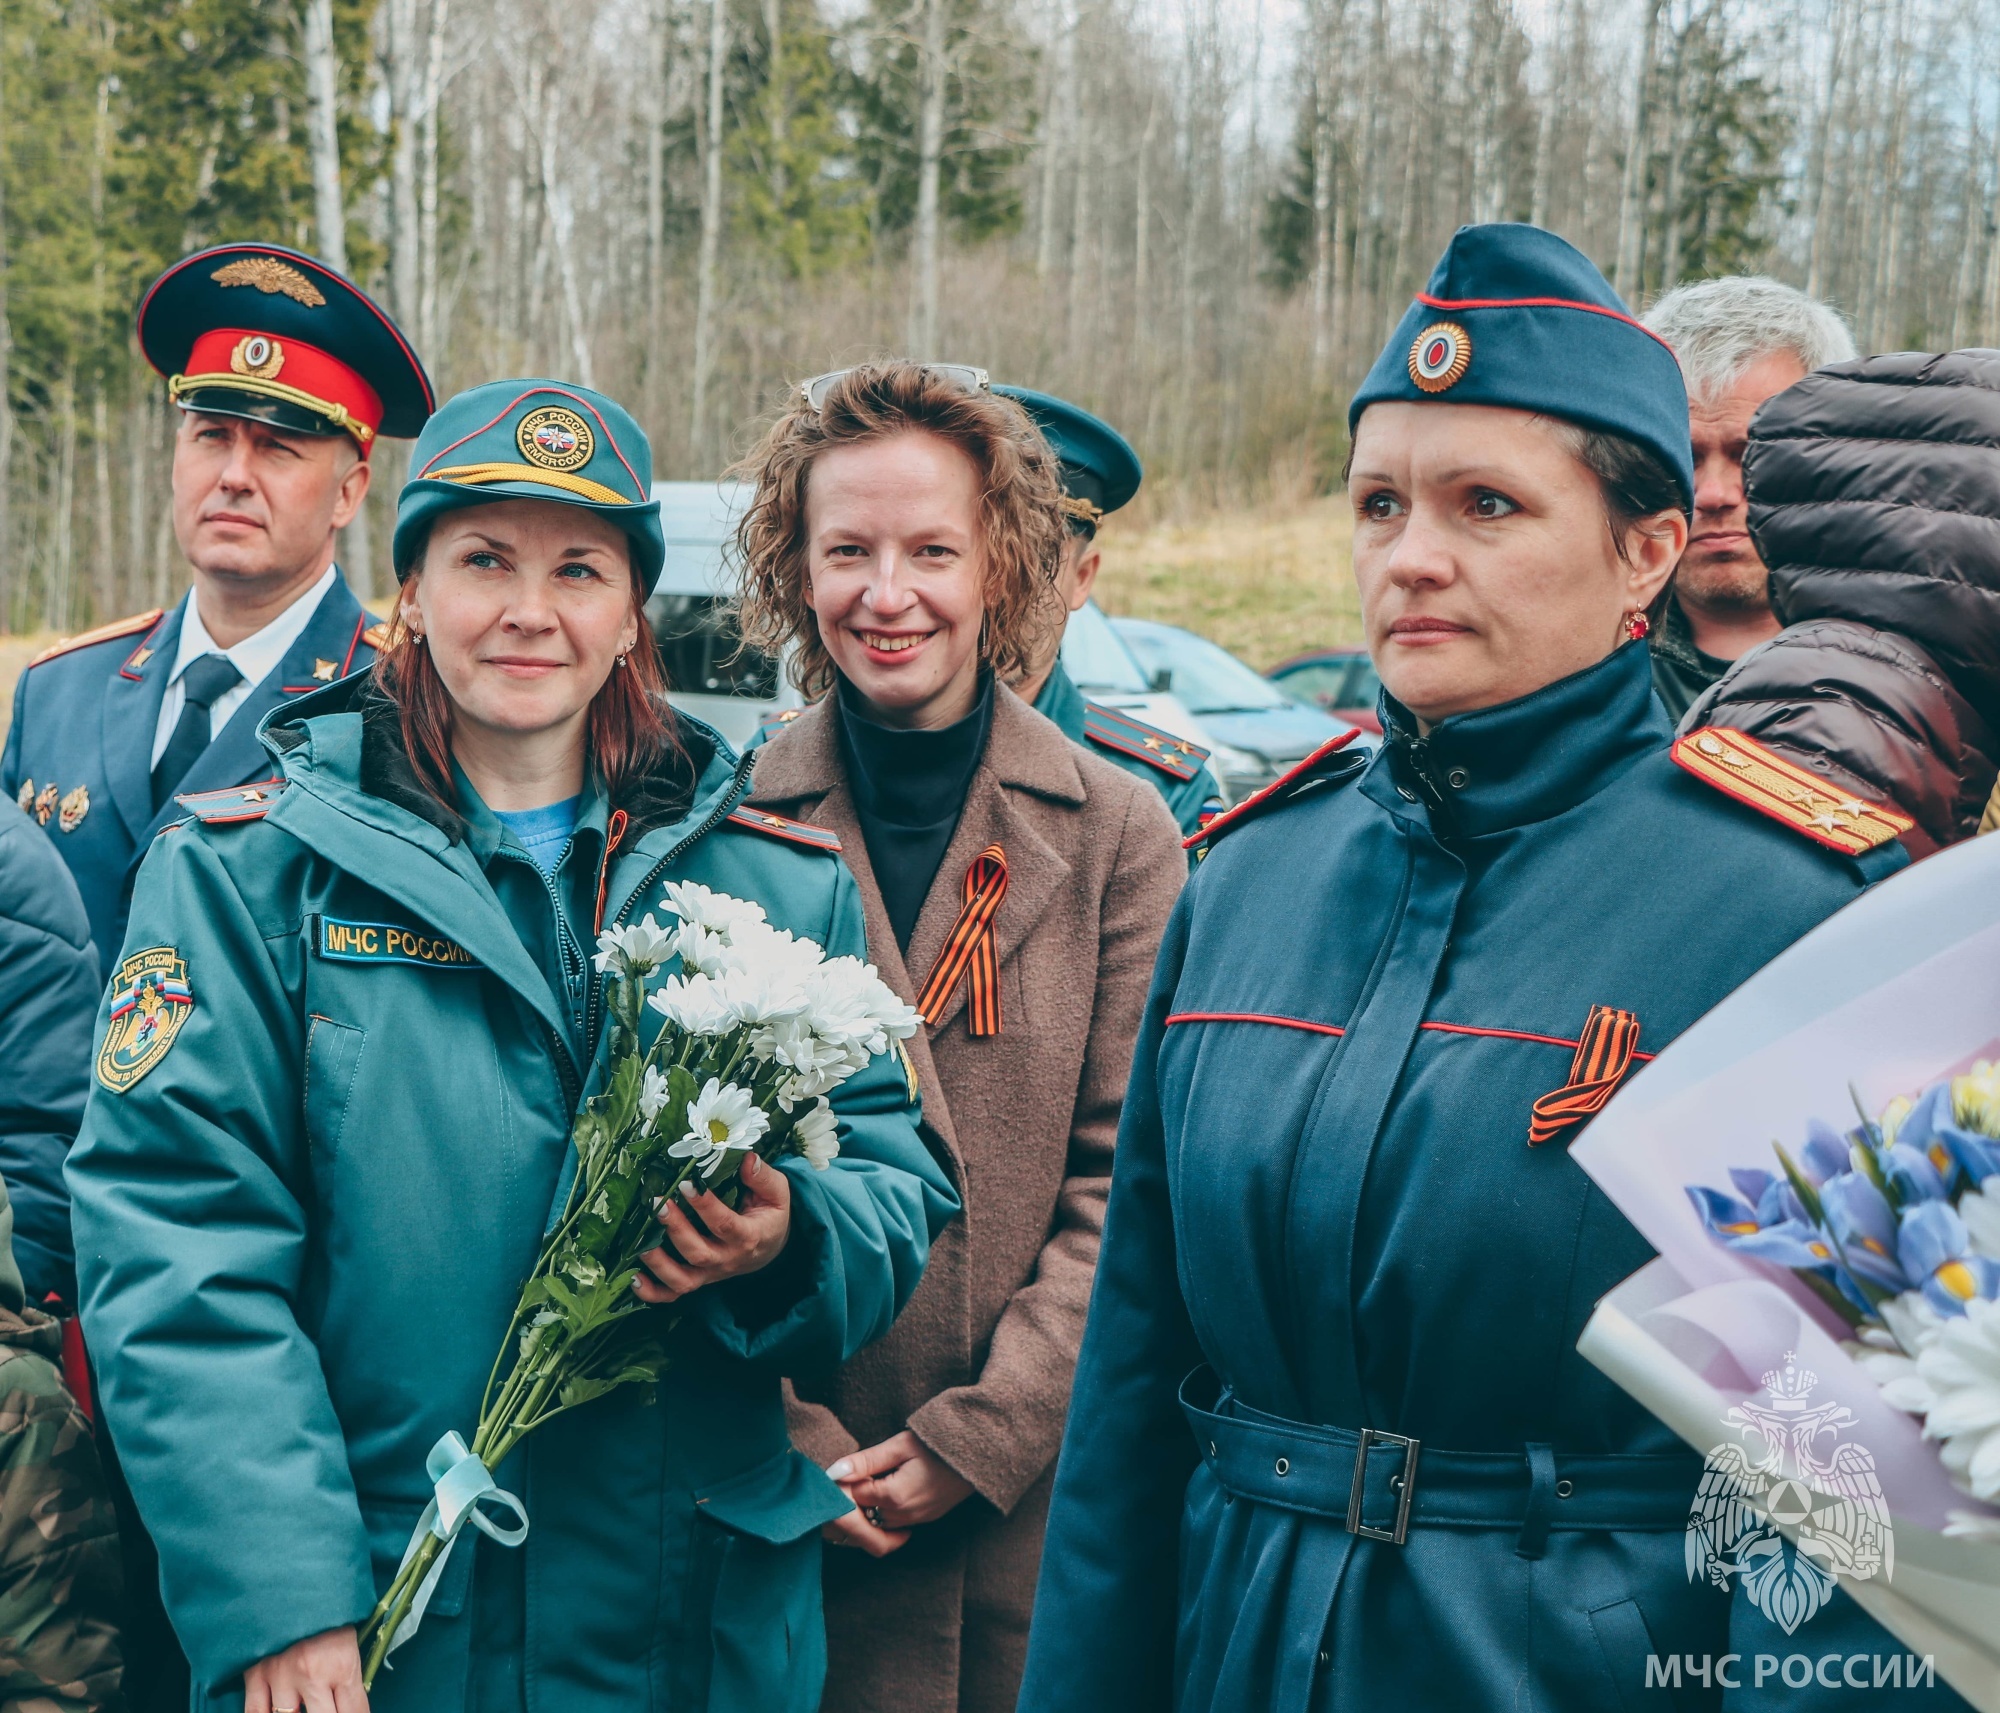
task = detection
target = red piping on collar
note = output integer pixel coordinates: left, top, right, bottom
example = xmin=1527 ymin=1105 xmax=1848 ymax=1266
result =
xmin=119 ymin=614 xmax=169 ymax=681
xmin=1415 ymin=292 xmax=1679 ymax=358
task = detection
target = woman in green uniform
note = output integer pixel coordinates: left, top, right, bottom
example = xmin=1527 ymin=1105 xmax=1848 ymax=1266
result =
xmin=67 ymin=380 xmax=955 ymax=1713
xmin=1021 ymin=225 xmax=1958 ymax=1710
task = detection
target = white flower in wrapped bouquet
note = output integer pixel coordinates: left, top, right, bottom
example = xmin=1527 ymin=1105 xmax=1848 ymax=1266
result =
xmin=661 ymin=879 xmax=768 ymax=937
xmin=1918 ymin=1297 xmax=2000 ymax=1503
xmin=593 ymin=914 xmax=679 ymax=977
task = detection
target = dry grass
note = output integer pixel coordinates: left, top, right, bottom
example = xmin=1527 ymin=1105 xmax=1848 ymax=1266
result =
xmin=0 ymin=498 xmax=1354 ymax=740
xmin=1093 ymin=494 xmax=1360 ymax=672
xmin=0 ymin=635 xmax=53 ymax=745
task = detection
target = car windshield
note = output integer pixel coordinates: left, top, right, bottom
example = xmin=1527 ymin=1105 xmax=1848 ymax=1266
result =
xmin=1061 ymin=601 xmax=1150 ymax=694
xmin=1276 ymin=654 xmax=1381 ymax=712
xmin=1121 ymin=625 xmax=1291 ymax=715
xmin=648 ymin=594 xmax=780 ymax=698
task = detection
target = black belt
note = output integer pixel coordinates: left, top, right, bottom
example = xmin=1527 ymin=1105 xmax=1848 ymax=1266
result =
xmin=1179 ymin=1368 xmax=1699 ymax=1558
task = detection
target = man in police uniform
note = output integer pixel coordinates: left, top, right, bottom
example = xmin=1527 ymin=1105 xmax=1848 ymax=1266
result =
xmin=994 ymin=386 xmax=1224 ymax=844
xmin=1 ymin=241 xmax=431 ymax=1713
xmin=2 ymin=242 xmax=434 ymax=978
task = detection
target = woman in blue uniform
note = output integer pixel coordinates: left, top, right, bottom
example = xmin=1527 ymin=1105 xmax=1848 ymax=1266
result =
xmin=1019 ymin=225 xmax=1952 ymax=1710
xmin=67 ymin=380 xmax=955 ymax=1713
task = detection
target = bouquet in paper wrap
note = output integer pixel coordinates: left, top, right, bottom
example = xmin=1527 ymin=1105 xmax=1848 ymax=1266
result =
xmin=1687 ymin=1067 xmax=2000 ymax=1522
xmin=356 ymin=882 xmax=921 ymax=1686
xmin=1568 ymin=832 xmax=2000 ymax=1711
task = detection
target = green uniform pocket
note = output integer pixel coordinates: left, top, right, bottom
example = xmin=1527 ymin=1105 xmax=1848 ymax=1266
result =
xmin=304 ymin=1016 xmax=366 ymax=1212
xmin=693 ymin=1448 xmax=852 ymax=1713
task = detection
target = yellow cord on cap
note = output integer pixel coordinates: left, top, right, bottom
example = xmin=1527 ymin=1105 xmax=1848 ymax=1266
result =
xmin=168 ymin=372 xmax=375 ymax=444
xmin=421 ymin=463 xmax=634 ymax=506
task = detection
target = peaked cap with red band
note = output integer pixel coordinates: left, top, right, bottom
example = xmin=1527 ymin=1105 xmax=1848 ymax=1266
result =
xmin=1349 ymin=223 xmax=1693 ymax=509
xmin=137 ymin=242 xmax=434 ymax=455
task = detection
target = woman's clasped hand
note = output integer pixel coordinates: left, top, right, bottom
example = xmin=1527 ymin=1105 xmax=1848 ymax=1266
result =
xmin=822 ymin=1430 xmax=978 ymax=1556
xmin=632 ymin=1150 xmax=793 ymax=1303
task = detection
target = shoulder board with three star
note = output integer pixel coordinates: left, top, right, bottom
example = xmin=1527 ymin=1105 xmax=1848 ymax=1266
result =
xmin=1671 ymin=727 xmax=1914 ymax=855
xmin=1185 ymin=731 xmax=1368 ymax=856
xmin=28 ymin=607 xmax=164 ymax=668
xmin=175 ymin=779 xmax=291 ymax=825
xmin=1081 ymin=700 xmax=1209 ymax=781
xmin=725 ymin=806 xmax=843 ymax=853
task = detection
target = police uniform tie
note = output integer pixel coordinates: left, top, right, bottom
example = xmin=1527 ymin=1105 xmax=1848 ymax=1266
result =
xmin=151 ymin=653 xmax=243 ymax=810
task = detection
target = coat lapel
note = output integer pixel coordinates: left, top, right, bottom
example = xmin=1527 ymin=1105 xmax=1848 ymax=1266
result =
xmin=102 ymin=601 xmax=182 ymax=843
xmin=141 ymin=577 xmax=373 ymax=844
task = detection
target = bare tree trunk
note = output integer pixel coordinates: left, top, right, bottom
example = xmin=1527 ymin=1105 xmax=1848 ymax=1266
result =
xmin=304 ymin=0 xmax=350 ymax=270
xmin=907 ymin=0 xmax=948 ymax=358
xmin=1614 ymin=0 xmax=1665 ymax=301
xmin=388 ymin=0 xmax=421 ymax=327
xmin=0 ymin=2 xmax=11 ymax=631
xmin=1982 ymin=106 xmax=2000 ymax=342
xmin=126 ymin=395 xmax=149 ymax=616
xmin=1133 ymin=91 xmax=1157 ymax=356
xmin=690 ymin=0 xmax=729 ymax=458
xmin=418 ymin=0 xmax=450 ymax=358
xmin=535 ymin=77 xmax=597 ymax=387
xmin=1035 ymin=0 xmax=1068 ymax=280
xmin=644 ymin=0 xmax=670 ymax=407
xmin=1067 ymin=91 xmax=1093 ymax=359
xmin=91 ymin=391 xmax=112 ymax=621
xmin=46 ymin=373 xmax=76 ymax=633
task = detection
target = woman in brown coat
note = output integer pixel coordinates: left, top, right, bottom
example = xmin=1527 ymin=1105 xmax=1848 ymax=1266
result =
xmin=732 ymin=363 xmax=1184 ymax=1712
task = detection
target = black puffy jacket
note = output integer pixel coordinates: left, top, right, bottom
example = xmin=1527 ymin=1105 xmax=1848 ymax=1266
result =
xmin=1688 ymin=349 xmax=2000 ymax=853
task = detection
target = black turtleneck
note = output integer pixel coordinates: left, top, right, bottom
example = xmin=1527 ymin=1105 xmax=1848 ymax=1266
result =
xmin=838 ymin=674 xmax=995 ymax=951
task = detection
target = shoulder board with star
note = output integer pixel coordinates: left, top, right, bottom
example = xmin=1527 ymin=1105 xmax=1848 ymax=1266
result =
xmin=725 ymin=806 xmax=843 ymax=853
xmin=1185 ymin=731 xmax=1368 ymax=856
xmin=1671 ymin=727 xmax=1914 ymax=855
xmin=1081 ymin=700 xmax=1210 ymax=781
xmin=360 ymin=621 xmax=390 ymax=651
xmin=753 ymin=708 xmax=806 ymax=747
xmin=28 ymin=608 xmax=165 ymax=669
xmin=175 ymin=779 xmax=291 ymax=825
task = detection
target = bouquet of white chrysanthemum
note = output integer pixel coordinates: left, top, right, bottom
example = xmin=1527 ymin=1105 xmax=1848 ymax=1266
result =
xmin=358 ymin=882 xmax=921 ymax=1685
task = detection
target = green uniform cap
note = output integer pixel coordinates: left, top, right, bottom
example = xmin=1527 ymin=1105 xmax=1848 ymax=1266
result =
xmin=393 ymin=378 xmax=666 ymax=593
xmin=994 ymin=385 xmax=1142 ymax=527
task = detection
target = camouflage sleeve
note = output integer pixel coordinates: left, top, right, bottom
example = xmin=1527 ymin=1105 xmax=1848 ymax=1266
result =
xmin=0 ymin=1344 xmax=122 ymax=1712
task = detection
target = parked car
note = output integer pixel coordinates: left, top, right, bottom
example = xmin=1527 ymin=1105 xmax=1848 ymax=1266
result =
xmin=1110 ymin=617 xmax=1364 ymax=802
xmin=1266 ymin=646 xmax=1384 ymax=734
xmin=644 ymin=483 xmax=1218 ymax=766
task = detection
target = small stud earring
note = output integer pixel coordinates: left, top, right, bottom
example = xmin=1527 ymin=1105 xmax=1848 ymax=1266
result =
xmin=1623 ymin=610 xmax=1651 ymax=641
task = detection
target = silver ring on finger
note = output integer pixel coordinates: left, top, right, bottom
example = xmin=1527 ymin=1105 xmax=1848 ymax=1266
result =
xmin=864 ymin=1506 xmax=885 ymax=1528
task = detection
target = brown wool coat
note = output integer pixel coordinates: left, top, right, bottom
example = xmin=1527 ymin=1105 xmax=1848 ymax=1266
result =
xmin=747 ymin=684 xmax=1183 ymax=1713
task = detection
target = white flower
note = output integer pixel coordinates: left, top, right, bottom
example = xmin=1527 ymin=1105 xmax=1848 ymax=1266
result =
xmin=794 ymin=1098 xmax=839 ymax=1169
xmin=1916 ymin=1295 xmax=2000 ymax=1502
xmin=661 ymin=881 xmax=767 ymax=938
xmin=593 ymin=913 xmax=678 ymax=977
xmin=669 ymin=1079 xmax=772 ymax=1180
xmin=713 ymin=961 xmax=811 ymax=1029
xmin=1960 ymin=1180 xmax=2000 ymax=1264
xmin=1953 ymin=1061 xmax=2000 ymax=1137
xmin=638 ymin=1065 xmax=672 ymax=1124
xmin=676 ymin=922 xmax=734 ymax=975
xmin=648 ymin=973 xmax=737 ymax=1037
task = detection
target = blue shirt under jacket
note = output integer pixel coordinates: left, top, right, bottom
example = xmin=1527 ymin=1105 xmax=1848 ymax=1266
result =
xmin=1 ymin=578 xmax=383 ymax=975
xmin=1020 ymin=642 xmax=1951 ymax=1712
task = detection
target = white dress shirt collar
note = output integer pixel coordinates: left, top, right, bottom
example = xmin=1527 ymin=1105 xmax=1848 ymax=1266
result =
xmin=170 ymin=562 xmax=339 ymax=691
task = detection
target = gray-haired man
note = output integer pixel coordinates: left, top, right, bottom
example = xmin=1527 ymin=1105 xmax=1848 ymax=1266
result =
xmin=1642 ymin=276 xmax=1856 ymax=719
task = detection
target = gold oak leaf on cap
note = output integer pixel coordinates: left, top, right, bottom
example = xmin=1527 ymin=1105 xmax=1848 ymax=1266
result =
xmin=211 ymin=256 xmax=327 ymax=308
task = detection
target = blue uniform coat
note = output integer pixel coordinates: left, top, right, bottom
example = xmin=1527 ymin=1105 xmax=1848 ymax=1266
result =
xmin=67 ymin=677 xmax=956 ymax=1711
xmin=1020 ymin=643 xmax=1948 ymax=1711
xmin=0 ymin=800 xmax=99 ymax=1306
xmin=1 ymin=578 xmax=382 ymax=974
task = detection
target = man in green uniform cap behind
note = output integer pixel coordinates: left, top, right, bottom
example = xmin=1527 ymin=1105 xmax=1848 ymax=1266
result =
xmin=996 ymin=386 xmax=1224 ymax=849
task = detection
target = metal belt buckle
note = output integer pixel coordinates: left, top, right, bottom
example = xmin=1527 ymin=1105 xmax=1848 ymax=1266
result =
xmin=1345 ymin=1428 xmax=1422 ymax=1545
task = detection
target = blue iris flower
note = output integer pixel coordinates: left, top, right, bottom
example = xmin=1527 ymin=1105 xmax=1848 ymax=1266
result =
xmin=1686 ymin=1186 xmax=1867 ymax=1313
xmin=1893 ymin=1084 xmax=2000 ymax=1192
xmin=1801 ymin=1121 xmax=1853 ymax=1186
xmin=1818 ymin=1172 xmax=1909 ymax=1295
xmin=1897 ymin=1200 xmax=2000 ymax=1316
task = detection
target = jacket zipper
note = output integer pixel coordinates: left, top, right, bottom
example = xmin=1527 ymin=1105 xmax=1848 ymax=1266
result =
xmin=579 ymin=752 xmax=757 ymax=1067
xmin=493 ymin=844 xmax=589 ymax=1106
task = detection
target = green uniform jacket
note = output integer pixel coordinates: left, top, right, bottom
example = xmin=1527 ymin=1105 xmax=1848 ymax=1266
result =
xmin=1031 ymin=665 xmax=1221 ymax=848
xmin=67 ymin=678 xmax=956 ymax=1712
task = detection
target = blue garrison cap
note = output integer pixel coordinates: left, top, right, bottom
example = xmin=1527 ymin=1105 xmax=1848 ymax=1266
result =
xmin=994 ymin=385 xmax=1143 ymax=526
xmin=393 ymin=379 xmax=665 ymax=594
xmin=1350 ymin=223 xmax=1693 ymax=509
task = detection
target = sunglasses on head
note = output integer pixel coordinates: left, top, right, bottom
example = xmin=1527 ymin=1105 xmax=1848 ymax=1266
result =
xmin=798 ymin=363 xmax=991 ymax=415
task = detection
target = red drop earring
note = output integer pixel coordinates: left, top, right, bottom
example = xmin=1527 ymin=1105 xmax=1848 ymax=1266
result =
xmin=1624 ymin=610 xmax=1651 ymax=641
